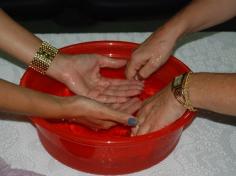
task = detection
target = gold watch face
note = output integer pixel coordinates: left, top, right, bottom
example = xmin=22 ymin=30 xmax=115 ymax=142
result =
xmin=173 ymin=74 xmax=184 ymax=88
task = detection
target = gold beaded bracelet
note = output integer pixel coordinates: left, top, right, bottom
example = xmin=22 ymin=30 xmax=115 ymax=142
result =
xmin=172 ymin=72 xmax=197 ymax=112
xmin=183 ymin=72 xmax=197 ymax=111
xmin=29 ymin=41 xmax=58 ymax=75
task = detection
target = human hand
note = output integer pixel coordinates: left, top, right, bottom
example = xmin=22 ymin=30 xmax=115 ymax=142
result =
xmin=126 ymin=28 xmax=177 ymax=80
xmin=109 ymin=97 xmax=142 ymax=114
xmin=61 ymin=96 xmax=142 ymax=130
xmin=132 ymin=84 xmax=186 ymax=136
xmin=47 ymin=54 xmax=143 ymax=103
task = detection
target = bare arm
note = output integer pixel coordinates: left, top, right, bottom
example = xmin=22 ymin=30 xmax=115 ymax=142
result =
xmin=0 ymin=9 xmax=42 ymax=65
xmin=0 ymin=79 xmax=63 ymax=117
xmin=174 ymin=0 xmax=236 ymax=35
xmin=190 ymin=73 xmax=236 ymax=115
xmin=0 ymin=10 xmax=66 ymax=117
xmin=162 ymin=0 xmax=236 ymax=40
xmin=0 ymin=79 xmax=140 ymax=128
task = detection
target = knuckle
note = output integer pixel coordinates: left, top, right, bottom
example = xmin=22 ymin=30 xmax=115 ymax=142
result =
xmin=148 ymin=60 xmax=158 ymax=69
xmin=131 ymin=52 xmax=140 ymax=60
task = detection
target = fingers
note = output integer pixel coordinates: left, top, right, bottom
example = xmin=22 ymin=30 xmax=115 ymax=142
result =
xmin=138 ymin=57 xmax=162 ymax=79
xmin=126 ymin=52 xmax=147 ymax=80
xmin=131 ymin=95 xmax=157 ymax=136
xmin=71 ymin=116 xmax=117 ymax=130
xmin=94 ymin=94 xmax=128 ymax=103
xmin=118 ymin=97 xmax=142 ymax=114
xmin=111 ymin=97 xmax=143 ymax=114
xmin=124 ymin=100 xmax=142 ymax=114
xmin=104 ymin=78 xmax=144 ymax=86
xmin=125 ymin=36 xmax=154 ymax=80
xmin=102 ymin=87 xmax=142 ymax=97
xmin=132 ymin=105 xmax=151 ymax=136
xmin=101 ymin=79 xmax=144 ymax=92
xmin=108 ymin=84 xmax=143 ymax=91
xmin=88 ymin=86 xmax=141 ymax=103
xmin=126 ymin=30 xmax=176 ymax=80
xmin=94 ymin=103 xmax=139 ymax=127
xmin=89 ymin=87 xmax=141 ymax=103
xmin=88 ymin=78 xmax=144 ymax=103
xmin=71 ymin=97 xmax=139 ymax=129
xmin=98 ymin=55 xmax=127 ymax=68
xmin=110 ymin=103 xmax=122 ymax=110
xmin=136 ymin=110 xmax=155 ymax=136
xmin=126 ymin=53 xmax=163 ymax=80
xmin=100 ymin=78 xmax=144 ymax=97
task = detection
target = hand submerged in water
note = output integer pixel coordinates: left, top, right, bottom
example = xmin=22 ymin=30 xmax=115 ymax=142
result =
xmin=132 ymin=84 xmax=186 ymax=136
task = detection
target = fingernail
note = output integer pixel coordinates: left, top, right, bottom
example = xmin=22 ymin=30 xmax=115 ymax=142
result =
xmin=128 ymin=117 xmax=138 ymax=126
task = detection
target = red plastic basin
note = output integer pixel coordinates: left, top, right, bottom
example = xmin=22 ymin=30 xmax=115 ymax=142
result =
xmin=20 ymin=41 xmax=196 ymax=175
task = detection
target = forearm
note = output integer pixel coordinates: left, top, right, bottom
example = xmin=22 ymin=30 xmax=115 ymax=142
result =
xmin=189 ymin=73 xmax=236 ymax=116
xmin=160 ymin=0 xmax=236 ymax=40
xmin=0 ymin=79 xmax=65 ymax=118
xmin=0 ymin=9 xmax=42 ymax=65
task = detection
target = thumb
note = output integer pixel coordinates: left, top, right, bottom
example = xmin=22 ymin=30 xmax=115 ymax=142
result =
xmin=97 ymin=103 xmax=138 ymax=127
xmin=98 ymin=55 xmax=127 ymax=68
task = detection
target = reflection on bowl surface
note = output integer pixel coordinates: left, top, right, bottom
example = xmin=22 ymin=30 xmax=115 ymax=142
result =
xmin=20 ymin=41 xmax=195 ymax=175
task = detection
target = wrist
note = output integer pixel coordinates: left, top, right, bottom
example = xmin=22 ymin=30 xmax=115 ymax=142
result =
xmin=156 ymin=15 xmax=189 ymax=42
xmin=58 ymin=96 xmax=86 ymax=120
xmin=171 ymin=72 xmax=197 ymax=112
xmin=29 ymin=41 xmax=58 ymax=75
xmin=47 ymin=95 xmax=73 ymax=119
xmin=167 ymin=84 xmax=187 ymax=115
xmin=46 ymin=53 xmax=69 ymax=81
xmin=44 ymin=95 xmax=67 ymax=119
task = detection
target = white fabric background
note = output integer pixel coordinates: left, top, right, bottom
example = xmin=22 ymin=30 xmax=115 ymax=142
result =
xmin=0 ymin=32 xmax=236 ymax=176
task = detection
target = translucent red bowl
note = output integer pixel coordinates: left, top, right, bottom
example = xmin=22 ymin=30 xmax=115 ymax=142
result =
xmin=20 ymin=41 xmax=196 ymax=175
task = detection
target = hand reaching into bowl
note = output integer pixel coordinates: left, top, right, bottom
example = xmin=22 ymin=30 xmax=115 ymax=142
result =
xmin=0 ymin=79 xmax=141 ymax=129
xmin=63 ymin=96 xmax=142 ymax=129
xmin=132 ymin=84 xmax=186 ymax=136
xmin=47 ymin=54 xmax=143 ymax=103
xmin=126 ymin=27 xmax=177 ymax=80
xmin=132 ymin=72 xmax=236 ymax=136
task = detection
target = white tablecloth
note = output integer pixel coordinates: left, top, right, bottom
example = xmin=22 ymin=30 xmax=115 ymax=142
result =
xmin=0 ymin=32 xmax=236 ymax=176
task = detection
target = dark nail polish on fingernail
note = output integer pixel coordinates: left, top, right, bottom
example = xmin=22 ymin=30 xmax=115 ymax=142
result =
xmin=128 ymin=117 xmax=138 ymax=126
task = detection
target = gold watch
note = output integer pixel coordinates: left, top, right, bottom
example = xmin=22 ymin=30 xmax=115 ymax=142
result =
xmin=171 ymin=72 xmax=197 ymax=112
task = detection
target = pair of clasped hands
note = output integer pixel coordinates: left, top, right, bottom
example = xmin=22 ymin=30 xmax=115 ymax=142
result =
xmin=50 ymin=31 xmax=183 ymax=136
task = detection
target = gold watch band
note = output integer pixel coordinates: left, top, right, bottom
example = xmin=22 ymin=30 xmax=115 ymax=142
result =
xmin=172 ymin=72 xmax=197 ymax=112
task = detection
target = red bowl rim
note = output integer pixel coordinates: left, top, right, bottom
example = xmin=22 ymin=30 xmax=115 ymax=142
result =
xmin=20 ymin=40 xmax=196 ymax=146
